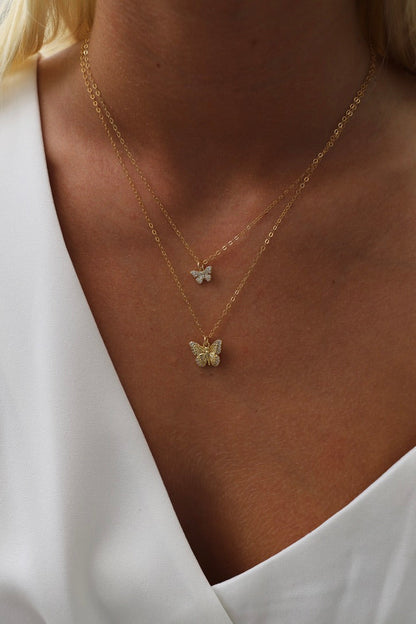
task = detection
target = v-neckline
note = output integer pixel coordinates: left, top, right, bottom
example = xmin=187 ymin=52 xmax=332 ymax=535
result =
xmin=32 ymin=51 xmax=416 ymax=602
xmin=21 ymin=54 xmax=232 ymax=622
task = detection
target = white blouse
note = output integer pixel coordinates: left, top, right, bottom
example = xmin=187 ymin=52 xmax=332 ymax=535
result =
xmin=0 ymin=58 xmax=415 ymax=624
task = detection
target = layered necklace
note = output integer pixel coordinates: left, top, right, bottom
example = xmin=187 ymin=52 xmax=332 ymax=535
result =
xmin=80 ymin=40 xmax=377 ymax=367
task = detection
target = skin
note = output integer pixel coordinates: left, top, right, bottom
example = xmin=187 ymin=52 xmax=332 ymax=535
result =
xmin=38 ymin=0 xmax=416 ymax=584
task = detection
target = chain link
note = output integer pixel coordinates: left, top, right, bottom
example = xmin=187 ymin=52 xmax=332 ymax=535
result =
xmin=80 ymin=41 xmax=377 ymax=340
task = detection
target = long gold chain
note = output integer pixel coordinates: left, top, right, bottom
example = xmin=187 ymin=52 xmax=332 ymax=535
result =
xmin=81 ymin=39 xmax=348 ymax=271
xmin=80 ymin=42 xmax=377 ymax=365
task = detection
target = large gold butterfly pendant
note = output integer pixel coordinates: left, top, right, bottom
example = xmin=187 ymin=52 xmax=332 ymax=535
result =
xmin=189 ymin=339 xmax=222 ymax=367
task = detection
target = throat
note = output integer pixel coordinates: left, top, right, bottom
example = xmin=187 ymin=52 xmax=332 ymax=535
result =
xmin=88 ymin=0 xmax=371 ymax=161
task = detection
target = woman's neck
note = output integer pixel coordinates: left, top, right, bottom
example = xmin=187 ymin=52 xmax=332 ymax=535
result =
xmin=88 ymin=0 xmax=371 ymax=170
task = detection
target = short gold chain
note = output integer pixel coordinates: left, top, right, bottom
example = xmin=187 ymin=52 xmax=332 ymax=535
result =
xmin=80 ymin=42 xmax=376 ymax=341
xmin=81 ymin=39 xmax=342 ymax=268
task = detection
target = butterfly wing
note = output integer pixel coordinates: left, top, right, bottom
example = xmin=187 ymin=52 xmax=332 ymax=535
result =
xmin=211 ymin=339 xmax=222 ymax=355
xmin=204 ymin=266 xmax=212 ymax=282
xmin=208 ymin=339 xmax=222 ymax=367
xmin=190 ymin=270 xmax=204 ymax=284
xmin=189 ymin=341 xmax=208 ymax=367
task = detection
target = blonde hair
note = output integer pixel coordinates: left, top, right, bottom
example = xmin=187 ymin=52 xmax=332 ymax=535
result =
xmin=1 ymin=0 xmax=416 ymax=76
xmin=357 ymin=0 xmax=416 ymax=71
xmin=0 ymin=0 xmax=95 ymax=76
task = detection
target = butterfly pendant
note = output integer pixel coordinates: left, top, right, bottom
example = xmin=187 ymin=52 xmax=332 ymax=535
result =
xmin=189 ymin=339 xmax=222 ymax=367
xmin=190 ymin=265 xmax=212 ymax=284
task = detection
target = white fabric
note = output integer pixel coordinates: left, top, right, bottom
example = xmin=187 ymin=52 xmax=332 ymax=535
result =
xmin=0 ymin=58 xmax=415 ymax=624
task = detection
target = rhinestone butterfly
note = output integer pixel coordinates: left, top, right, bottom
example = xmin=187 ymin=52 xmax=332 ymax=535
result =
xmin=189 ymin=339 xmax=222 ymax=367
xmin=190 ymin=265 xmax=212 ymax=284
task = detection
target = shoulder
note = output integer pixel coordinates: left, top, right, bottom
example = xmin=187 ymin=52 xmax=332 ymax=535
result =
xmin=0 ymin=57 xmax=40 ymax=177
xmin=0 ymin=56 xmax=38 ymax=123
xmin=0 ymin=55 xmax=50 ymax=270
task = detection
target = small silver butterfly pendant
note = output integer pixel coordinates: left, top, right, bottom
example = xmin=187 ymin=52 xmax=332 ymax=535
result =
xmin=189 ymin=338 xmax=222 ymax=367
xmin=190 ymin=265 xmax=212 ymax=284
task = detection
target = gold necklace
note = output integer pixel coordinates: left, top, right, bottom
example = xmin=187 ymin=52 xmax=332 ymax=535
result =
xmin=80 ymin=42 xmax=377 ymax=367
xmin=81 ymin=39 xmax=323 ymax=285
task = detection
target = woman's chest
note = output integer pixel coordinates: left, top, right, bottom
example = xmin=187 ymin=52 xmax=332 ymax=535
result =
xmin=57 ymin=209 xmax=416 ymax=584
xmin=44 ymin=118 xmax=416 ymax=582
